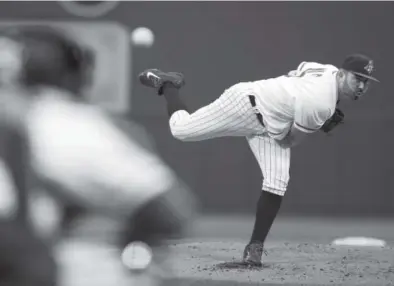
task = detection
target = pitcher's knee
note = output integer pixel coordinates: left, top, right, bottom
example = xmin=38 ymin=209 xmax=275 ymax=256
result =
xmin=170 ymin=126 xmax=197 ymax=142
xmin=168 ymin=111 xmax=198 ymax=142
xmin=262 ymin=180 xmax=288 ymax=196
xmin=262 ymin=186 xmax=286 ymax=196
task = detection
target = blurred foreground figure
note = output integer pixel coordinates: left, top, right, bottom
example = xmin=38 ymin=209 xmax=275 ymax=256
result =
xmin=0 ymin=25 xmax=197 ymax=285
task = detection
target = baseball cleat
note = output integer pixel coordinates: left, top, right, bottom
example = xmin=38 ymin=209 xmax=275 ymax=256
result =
xmin=138 ymin=69 xmax=185 ymax=95
xmin=242 ymin=241 xmax=266 ymax=267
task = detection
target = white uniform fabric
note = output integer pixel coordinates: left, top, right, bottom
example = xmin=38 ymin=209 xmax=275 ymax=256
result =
xmin=253 ymin=62 xmax=339 ymax=140
xmin=169 ymin=82 xmax=266 ymax=141
xmin=26 ymin=91 xmax=177 ymax=217
xmin=169 ymin=62 xmax=338 ymax=196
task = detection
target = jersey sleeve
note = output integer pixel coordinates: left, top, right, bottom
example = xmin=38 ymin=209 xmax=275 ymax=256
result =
xmin=296 ymin=61 xmax=309 ymax=72
xmin=288 ymin=62 xmax=332 ymax=77
xmin=294 ymin=99 xmax=332 ymax=133
xmin=288 ymin=62 xmax=309 ymax=76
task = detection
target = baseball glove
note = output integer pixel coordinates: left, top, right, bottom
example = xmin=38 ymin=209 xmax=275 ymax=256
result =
xmin=320 ymin=108 xmax=345 ymax=133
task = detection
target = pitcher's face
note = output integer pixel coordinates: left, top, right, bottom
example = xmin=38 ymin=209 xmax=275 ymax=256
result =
xmin=338 ymin=70 xmax=370 ymax=101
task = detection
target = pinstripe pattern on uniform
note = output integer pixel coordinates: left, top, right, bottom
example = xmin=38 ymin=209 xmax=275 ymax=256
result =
xmin=169 ymin=83 xmax=265 ymax=141
xmin=246 ymin=135 xmax=290 ymax=196
xmin=167 ymin=82 xmax=292 ymax=195
xmin=162 ymin=62 xmax=339 ymax=196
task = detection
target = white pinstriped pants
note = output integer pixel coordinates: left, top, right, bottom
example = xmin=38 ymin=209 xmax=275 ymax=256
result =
xmin=168 ymin=83 xmax=291 ymax=196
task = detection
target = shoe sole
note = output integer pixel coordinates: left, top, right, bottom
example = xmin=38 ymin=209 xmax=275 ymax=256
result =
xmin=140 ymin=70 xmax=184 ymax=89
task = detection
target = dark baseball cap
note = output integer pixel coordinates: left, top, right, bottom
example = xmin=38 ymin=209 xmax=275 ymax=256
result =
xmin=342 ymin=53 xmax=379 ymax=82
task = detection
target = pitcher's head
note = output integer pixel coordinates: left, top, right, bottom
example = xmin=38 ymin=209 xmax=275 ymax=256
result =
xmin=337 ymin=53 xmax=379 ymax=101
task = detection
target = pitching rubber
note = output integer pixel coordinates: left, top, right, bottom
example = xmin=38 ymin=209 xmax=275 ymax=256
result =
xmin=332 ymin=236 xmax=386 ymax=247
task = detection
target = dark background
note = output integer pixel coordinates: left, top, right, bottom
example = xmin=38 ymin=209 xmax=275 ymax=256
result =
xmin=1 ymin=1 xmax=393 ymax=217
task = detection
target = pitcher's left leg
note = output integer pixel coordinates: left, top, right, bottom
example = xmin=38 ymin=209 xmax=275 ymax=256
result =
xmin=139 ymin=69 xmax=265 ymax=142
xmin=243 ymin=134 xmax=291 ymax=266
xmin=248 ymin=135 xmax=291 ymax=196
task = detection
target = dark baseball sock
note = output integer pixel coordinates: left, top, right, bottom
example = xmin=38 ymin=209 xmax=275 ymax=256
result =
xmin=249 ymin=190 xmax=283 ymax=244
xmin=161 ymin=83 xmax=189 ymax=117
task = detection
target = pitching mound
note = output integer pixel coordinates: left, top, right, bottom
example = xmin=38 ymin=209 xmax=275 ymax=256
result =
xmin=165 ymin=240 xmax=394 ymax=285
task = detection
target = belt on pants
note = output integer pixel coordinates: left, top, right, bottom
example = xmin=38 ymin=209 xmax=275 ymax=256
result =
xmin=248 ymin=95 xmax=265 ymax=127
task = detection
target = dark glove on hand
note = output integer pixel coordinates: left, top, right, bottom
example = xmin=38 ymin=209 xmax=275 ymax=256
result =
xmin=321 ymin=108 xmax=345 ymax=133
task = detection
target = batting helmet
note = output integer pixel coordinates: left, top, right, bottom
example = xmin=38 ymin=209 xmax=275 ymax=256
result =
xmin=0 ymin=25 xmax=94 ymax=92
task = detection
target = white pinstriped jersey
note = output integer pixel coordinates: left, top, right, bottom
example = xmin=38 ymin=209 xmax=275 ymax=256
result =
xmin=166 ymin=61 xmax=340 ymax=196
xmin=26 ymin=91 xmax=177 ymax=217
xmin=250 ymin=62 xmax=339 ymax=140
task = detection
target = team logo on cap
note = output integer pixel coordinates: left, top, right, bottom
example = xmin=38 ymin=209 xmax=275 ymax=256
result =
xmin=364 ymin=60 xmax=374 ymax=74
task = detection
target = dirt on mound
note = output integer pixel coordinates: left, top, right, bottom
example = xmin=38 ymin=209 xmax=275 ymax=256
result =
xmin=165 ymin=241 xmax=394 ymax=285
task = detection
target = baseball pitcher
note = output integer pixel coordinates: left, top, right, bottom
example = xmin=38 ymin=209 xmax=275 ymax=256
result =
xmin=139 ymin=53 xmax=378 ymax=267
